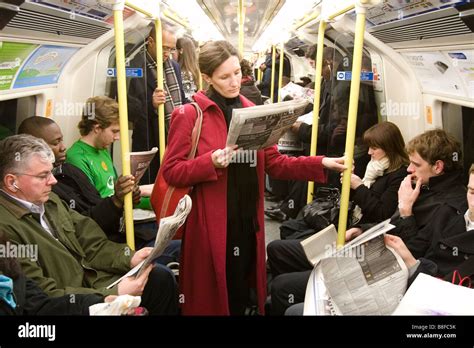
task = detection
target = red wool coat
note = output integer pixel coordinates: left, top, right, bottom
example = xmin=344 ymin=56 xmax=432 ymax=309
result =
xmin=162 ymin=91 xmax=327 ymax=315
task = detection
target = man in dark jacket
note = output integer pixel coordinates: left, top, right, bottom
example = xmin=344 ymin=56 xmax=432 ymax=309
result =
xmin=385 ymin=163 xmax=474 ymax=288
xmin=127 ymin=25 xmax=186 ymax=185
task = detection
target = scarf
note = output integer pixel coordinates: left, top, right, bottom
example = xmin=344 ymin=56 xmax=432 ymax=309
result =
xmin=362 ymin=157 xmax=390 ymax=189
xmin=352 ymin=157 xmax=390 ymax=224
xmin=146 ymin=52 xmax=183 ymax=130
xmin=207 ymin=87 xmax=259 ymax=227
xmin=0 ymin=274 xmax=16 ymax=309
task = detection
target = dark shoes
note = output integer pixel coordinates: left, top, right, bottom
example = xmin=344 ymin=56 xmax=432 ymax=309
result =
xmin=264 ymin=208 xmax=288 ymax=222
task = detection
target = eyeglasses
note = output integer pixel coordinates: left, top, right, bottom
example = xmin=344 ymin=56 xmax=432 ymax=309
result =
xmin=162 ymin=46 xmax=177 ymax=53
xmin=14 ymin=171 xmax=54 ymax=182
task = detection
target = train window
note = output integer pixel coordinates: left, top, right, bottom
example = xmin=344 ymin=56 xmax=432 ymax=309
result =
xmin=0 ymin=96 xmax=36 ymax=139
xmin=321 ymin=33 xmax=380 ymax=185
xmin=442 ymin=103 xmax=474 ymax=183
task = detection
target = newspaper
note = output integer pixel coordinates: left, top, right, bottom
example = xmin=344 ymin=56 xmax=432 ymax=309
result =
xmin=226 ymin=99 xmax=309 ymax=150
xmin=303 ymin=219 xmax=409 ymax=315
xmin=279 ymin=82 xmax=315 ymax=104
xmin=393 ymin=273 xmax=474 ymax=315
xmin=107 ymin=195 xmax=192 ymax=289
xmin=130 ymin=147 xmax=158 ymax=183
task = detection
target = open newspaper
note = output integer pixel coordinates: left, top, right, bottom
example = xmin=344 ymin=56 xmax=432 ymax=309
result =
xmin=303 ymin=219 xmax=409 ymax=315
xmin=130 ymin=147 xmax=158 ymax=183
xmin=107 ymin=195 xmax=192 ymax=289
xmin=279 ymin=81 xmax=315 ymax=104
xmin=226 ymin=99 xmax=309 ymax=150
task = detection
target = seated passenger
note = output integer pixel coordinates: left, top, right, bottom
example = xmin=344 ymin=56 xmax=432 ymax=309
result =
xmin=18 ymin=116 xmax=136 ymax=243
xmin=267 ymin=121 xmax=409 ymax=315
xmin=0 ymin=135 xmax=178 ymax=315
xmin=0 ymin=231 xmax=104 ymax=315
xmin=18 ymin=116 xmax=180 ymax=263
xmin=347 ymin=128 xmax=466 ymax=242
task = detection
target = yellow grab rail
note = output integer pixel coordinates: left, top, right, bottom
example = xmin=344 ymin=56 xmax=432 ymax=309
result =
xmin=306 ymin=20 xmax=327 ymax=203
xmin=238 ymin=0 xmax=245 ymax=56
xmin=337 ymin=5 xmax=368 ymax=248
xmin=270 ymin=45 xmax=276 ymax=103
xmin=155 ymin=18 xmax=166 ymax=163
xmin=113 ymin=2 xmax=135 ymax=250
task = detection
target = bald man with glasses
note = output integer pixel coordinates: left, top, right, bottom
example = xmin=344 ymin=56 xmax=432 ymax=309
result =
xmin=127 ymin=24 xmax=187 ymax=185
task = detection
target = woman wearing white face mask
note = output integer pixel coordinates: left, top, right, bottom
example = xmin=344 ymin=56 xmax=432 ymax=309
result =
xmin=348 ymin=121 xmax=409 ymax=226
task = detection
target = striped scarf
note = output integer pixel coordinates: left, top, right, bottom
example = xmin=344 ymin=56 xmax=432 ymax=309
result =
xmin=146 ymin=52 xmax=183 ymax=130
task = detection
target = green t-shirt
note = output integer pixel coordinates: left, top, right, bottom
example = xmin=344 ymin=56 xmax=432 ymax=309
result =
xmin=66 ymin=140 xmax=117 ymax=198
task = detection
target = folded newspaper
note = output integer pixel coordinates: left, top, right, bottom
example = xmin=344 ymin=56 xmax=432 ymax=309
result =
xmin=107 ymin=195 xmax=192 ymax=289
xmin=130 ymin=147 xmax=158 ymax=183
xmin=303 ymin=219 xmax=409 ymax=315
xmin=226 ymin=99 xmax=309 ymax=150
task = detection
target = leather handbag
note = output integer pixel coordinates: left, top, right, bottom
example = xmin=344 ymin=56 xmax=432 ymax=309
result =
xmin=150 ymin=102 xmax=203 ymax=239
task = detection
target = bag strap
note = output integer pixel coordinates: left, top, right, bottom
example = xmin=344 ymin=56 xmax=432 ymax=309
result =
xmin=187 ymin=102 xmax=203 ymax=160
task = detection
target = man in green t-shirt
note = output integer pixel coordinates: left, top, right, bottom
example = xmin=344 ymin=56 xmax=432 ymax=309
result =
xmin=67 ymin=96 xmax=123 ymax=198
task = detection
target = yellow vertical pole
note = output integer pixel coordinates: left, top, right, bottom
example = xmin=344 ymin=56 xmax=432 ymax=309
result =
xmin=307 ymin=20 xmax=327 ymax=203
xmin=337 ymin=6 xmax=367 ymax=248
xmin=257 ymin=52 xmax=263 ymax=83
xmin=113 ymin=1 xmax=134 ymax=250
xmin=238 ymin=0 xmax=245 ymax=56
xmin=270 ymin=45 xmax=276 ymax=103
xmin=155 ymin=18 xmax=166 ymax=163
xmin=277 ymin=41 xmax=284 ymax=102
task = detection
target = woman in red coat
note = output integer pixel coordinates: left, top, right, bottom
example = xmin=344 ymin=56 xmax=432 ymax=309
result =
xmin=162 ymin=41 xmax=346 ymax=315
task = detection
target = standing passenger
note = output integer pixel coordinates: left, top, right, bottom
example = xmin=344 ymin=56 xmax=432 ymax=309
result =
xmin=175 ymin=37 xmax=200 ymax=100
xmin=161 ymin=40 xmax=346 ymax=315
xmin=128 ymin=25 xmax=186 ymax=184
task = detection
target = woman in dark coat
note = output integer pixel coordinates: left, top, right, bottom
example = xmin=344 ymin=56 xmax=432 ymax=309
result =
xmin=161 ymin=40 xmax=346 ymax=315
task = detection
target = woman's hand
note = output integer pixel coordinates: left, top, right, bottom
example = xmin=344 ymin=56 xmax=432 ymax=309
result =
xmin=322 ymin=157 xmax=346 ymax=172
xmin=384 ymin=234 xmax=417 ymax=268
xmin=212 ymin=145 xmax=237 ymax=168
xmin=349 ymin=174 xmax=363 ymax=189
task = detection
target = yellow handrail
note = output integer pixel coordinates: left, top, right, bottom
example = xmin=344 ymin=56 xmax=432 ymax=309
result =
xmin=238 ymin=0 xmax=245 ymax=56
xmin=163 ymin=9 xmax=189 ymax=28
xmin=270 ymin=45 xmax=276 ymax=103
xmin=328 ymin=4 xmax=355 ymax=20
xmin=155 ymin=18 xmax=166 ymax=164
xmin=306 ymin=20 xmax=327 ymax=203
xmin=124 ymin=1 xmax=154 ymax=18
xmin=293 ymin=11 xmax=320 ymax=31
xmin=336 ymin=7 xmax=367 ymax=248
xmin=113 ymin=5 xmax=135 ymax=250
xmin=277 ymin=41 xmax=284 ymax=102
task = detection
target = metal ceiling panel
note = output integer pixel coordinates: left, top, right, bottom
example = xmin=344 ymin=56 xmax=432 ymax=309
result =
xmin=196 ymin=0 xmax=285 ymax=51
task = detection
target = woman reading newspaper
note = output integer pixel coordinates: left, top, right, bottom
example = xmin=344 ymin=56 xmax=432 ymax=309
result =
xmin=161 ymin=40 xmax=346 ymax=315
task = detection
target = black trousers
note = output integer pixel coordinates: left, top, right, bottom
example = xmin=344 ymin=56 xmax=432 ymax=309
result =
xmin=226 ymin=219 xmax=256 ymax=315
xmin=267 ymin=239 xmax=313 ymax=315
xmin=141 ymin=265 xmax=179 ymax=315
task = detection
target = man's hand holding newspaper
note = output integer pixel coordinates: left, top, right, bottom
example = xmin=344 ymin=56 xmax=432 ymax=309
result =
xmin=107 ymin=195 xmax=192 ymax=289
xmin=302 ymin=219 xmax=410 ymax=315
